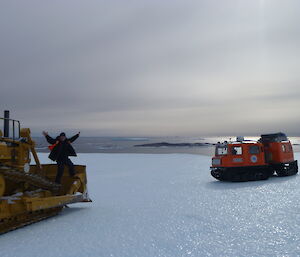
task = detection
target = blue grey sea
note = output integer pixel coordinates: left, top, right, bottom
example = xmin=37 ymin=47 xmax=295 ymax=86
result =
xmin=33 ymin=136 xmax=300 ymax=156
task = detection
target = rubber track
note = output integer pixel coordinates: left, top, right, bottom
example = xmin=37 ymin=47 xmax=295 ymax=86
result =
xmin=211 ymin=166 xmax=273 ymax=182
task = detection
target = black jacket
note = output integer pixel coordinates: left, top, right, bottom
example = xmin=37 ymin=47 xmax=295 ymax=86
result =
xmin=45 ymin=134 xmax=79 ymax=161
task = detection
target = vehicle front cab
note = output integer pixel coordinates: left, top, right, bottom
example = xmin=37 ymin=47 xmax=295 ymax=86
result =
xmin=211 ymin=141 xmax=267 ymax=169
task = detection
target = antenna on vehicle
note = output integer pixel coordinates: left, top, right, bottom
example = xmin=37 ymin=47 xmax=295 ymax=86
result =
xmin=236 ymin=136 xmax=244 ymax=142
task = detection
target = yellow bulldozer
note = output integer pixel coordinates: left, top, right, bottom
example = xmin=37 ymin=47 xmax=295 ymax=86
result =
xmin=0 ymin=111 xmax=91 ymax=234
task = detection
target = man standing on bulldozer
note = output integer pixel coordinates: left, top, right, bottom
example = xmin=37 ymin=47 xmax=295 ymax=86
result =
xmin=42 ymin=131 xmax=80 ymax=184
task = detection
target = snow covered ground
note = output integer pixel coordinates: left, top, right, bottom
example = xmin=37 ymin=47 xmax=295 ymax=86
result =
xmin=1 ymin=153 xmax=300 ymax=257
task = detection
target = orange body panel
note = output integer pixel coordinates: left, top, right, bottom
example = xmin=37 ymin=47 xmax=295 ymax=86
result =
xmin=263 ymin=141 xmax=294 ymax=164
xmin=212 ymin=142 xmax=266 ymax=168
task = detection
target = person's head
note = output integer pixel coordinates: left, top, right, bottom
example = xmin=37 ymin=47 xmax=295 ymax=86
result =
xmin=59 ymin=132 xmax=66 ymax=141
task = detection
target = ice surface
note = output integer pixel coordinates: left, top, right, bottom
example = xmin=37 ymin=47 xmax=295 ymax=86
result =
xmin=1 ymin=153 xmax=300 ymax=257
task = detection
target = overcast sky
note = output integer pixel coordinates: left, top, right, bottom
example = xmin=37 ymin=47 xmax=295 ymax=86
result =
xmin=1 ymin=0 xmax=300 ymax=137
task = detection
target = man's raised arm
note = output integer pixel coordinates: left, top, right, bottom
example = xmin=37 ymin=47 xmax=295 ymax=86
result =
xmin=43 ymin=131 xmax=56 ymax=144
xmin=69 ymin=132 xmax=80 ymax=143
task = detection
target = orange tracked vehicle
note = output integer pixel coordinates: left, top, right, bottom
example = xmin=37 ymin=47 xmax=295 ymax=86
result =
xmin=211 ymin=133 xmax=298 ymax=182
xmin=0 ymin=111 xmax=91 ymax=234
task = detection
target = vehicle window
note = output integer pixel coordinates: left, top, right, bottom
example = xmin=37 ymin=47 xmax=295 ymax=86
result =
xmin=232 ymin=146 xmax=242 ymax=155
xmin=217 ymin=147 xmax=227 ymax=155
xmin=281 ymin=144 xmax=291 ymax=152
xmin=249 ymin=145 xmax=259 ymax=154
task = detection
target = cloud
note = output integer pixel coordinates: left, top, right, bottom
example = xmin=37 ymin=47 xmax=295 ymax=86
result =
xmin=0 ymin=0 xmax=300 ymax=136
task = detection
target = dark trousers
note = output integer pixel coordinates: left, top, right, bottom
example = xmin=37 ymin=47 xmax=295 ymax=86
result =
xmin=55 ymin=158 xmax=75 ymax=183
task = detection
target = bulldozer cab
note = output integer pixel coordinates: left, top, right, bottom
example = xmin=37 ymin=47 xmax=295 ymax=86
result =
xmin=0 ymin=112 xmax=39 ymax=172
xmin=0 ymin=110 xmax=20 ymax=139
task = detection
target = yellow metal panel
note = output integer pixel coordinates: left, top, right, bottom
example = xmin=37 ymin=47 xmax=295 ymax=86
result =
xmin=24 ymin=194 xmax=84 ymax=211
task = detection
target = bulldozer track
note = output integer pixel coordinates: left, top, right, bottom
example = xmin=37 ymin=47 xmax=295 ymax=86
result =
xmin=0 ymin=165 xmax=61 ymax=192
xmin=0 ymin=207 xmax=63 ymax=234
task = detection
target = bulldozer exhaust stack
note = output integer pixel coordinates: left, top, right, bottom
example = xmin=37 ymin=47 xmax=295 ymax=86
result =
xmin=3 ymin=110 xmax=9 ymax=138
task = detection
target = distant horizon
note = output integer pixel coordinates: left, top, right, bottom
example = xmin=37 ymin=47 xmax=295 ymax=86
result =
xmin=31 ymin=133 xmax=300 ymax=138
xmin=3 ymin=117 xmax=300 ymax=138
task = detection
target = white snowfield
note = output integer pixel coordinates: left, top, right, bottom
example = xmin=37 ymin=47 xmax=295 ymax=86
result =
xmin=1 ymin=153 xmax=300 ymax=257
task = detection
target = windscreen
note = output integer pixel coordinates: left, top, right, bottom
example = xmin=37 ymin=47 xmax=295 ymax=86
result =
xmin=216 ymin=146 xmax=228 ymax=155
